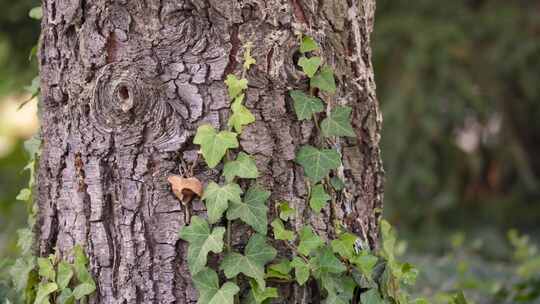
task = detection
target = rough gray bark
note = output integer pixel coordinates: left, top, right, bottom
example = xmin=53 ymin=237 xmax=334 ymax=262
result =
xmin=36 ymin=0 xmax=382 ymax=303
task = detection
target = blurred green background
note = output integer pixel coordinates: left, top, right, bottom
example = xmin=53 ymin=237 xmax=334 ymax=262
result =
xmin=0 ymin=0 xmax=539 ymax=303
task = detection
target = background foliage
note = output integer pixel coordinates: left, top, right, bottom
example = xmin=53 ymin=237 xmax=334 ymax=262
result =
xmin=0 ymin=0 xmax=539 ymax=303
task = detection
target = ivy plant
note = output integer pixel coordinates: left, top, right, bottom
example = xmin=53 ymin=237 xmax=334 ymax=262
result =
xmin=176 ymin=35 xmax=468 ymax=304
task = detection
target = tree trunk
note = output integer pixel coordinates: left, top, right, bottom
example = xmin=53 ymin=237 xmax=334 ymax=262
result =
xmin=37 ymin=0 xmax=382 ymax=303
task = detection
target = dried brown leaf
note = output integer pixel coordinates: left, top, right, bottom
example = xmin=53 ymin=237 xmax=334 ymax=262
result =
xmin=168 ymin=175 xmax=203 ymax=204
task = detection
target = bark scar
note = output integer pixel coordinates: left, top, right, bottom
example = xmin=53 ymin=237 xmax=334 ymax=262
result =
xmin=290 ymin=0 xmax=308 ymax=25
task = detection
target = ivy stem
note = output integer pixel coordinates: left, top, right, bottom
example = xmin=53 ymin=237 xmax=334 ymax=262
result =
xmin=325 ymin=176 xmax=339 ymax=237
xmin=283 ymin=241 xmax=310 ymax=264
xmin=312 ymin=113 xmax=321 ymax=135
xmin=227 ymin=220 xmax=232 ymax=252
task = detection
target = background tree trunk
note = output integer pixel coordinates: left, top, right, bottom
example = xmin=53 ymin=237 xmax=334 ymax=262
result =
xmin=37 ymin=0 xmax=382 ymax=303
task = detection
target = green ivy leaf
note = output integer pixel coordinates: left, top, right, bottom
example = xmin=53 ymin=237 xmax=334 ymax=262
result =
xmin=351 ymin=254 xmax=378 ymax=278
xmin=178 ymin=216 xmax=226 ymax=274
xmin=361 ymin=289 xmax=385 ymax=304
xmin=35 ymin=282 xmax=58 ymax=304
xmin=220 ymin=234 xmax=277 ymax=289
xmin=310 ymin=66 xmax=336 ymax=93
xmin=309 ymin=184 xmax=330 ymax=213
xmin=225 ymin=75 xmax=248 ymax=100
xmin=29 ymin=7 xmax=42 ymax=20
xmin=222 ymin=152 xmax=259 ymax=183
xmin=73 ymin=245 xmax=92 ymax=284
xmin=321 ymin=274 xmax=356 ymax=304
xmin=290 ymin=90 xmax=324 ymax=121
xmin=16 ymin=228 xmax=33 ymax=256
xmin=310 ymin=247 xmax=346 ymax=278
xmin=57 ymin=288 xmax=75 ymax=304
xmin=56 ymin=261 xmax=74 ymax=290
xmin=298 ymin=226 xmax=324 ymax=256
xmin=321 ymin=106 xmax=355 ymax=137
xmin=298 ymin=56 xmax=322 ymax=78
xmin=194 ymin=125 xmax=239 ymax=168
xmin=226 ymin=185 xmax=269 ymax=235
xmin=10 ymin=256 xmax=35 ymax=291
xmin=330 ymin=177 xmax=345 ymax=191
xmin=73 ymin=282 xmax=96 ymax=300
xmin=278 ymin=201 xmax=295 ymax=221
xmin=228 ymin=94 xmax=255 ymax=133
xmin=16 ymin=188 xmax=31 ymax=201
xmin=291 ymin=257 xmax=310 ymax=285
xmin=193 ymin=268 xmax=239 ymax=304
xmin=331 ymin=233 xmax=358 ymax=260
xmin=37 ymin=256 xmax=55 ymax=282
xmin=266 ymin=260 xmax=292 ymax=280
xmin=300 ymin=36 xmax=319 ymax=53
xmin=203 ymin=182 xmax=243 ymax=224
xmin=248 ymin=279 xmax=279 ymax=304
xmin=296 ymin=145 xmax=341 ymax=183
xmin=380 ymin=219 xmax=396 ymax=263
xmin=271 ymin=219 xmax=295 ymax=241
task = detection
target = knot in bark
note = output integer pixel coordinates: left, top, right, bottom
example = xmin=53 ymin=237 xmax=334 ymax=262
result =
xmin=92 ymin=64 xmax=159 ymax=132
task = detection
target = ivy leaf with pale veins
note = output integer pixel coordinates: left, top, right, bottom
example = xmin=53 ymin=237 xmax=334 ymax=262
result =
xmin=310 ymin=66 xmax=336 ymax=93
xmin=194 ymin=124 xmax=239 ymax=168
xmin=228 ymin=94 xmax=255 ymax=133
xmin=224 ymin=74 xmax=248 ymax=99
xmin=360 ymin=289 xmax=385 ymax=304
xmin=331 ymin=233 xmax=358 ymax=260
xmin=290 ymin=90 xmax=324 ymax=121
xmin=309 ymin=184 xmax=330 ymax=213
xmin=222 ymin=152 xmax=259 ymax=183
xmin=295 ymin=145 xmax=341 ymax=182
xmin=57 ymin=288 xmax=75 ymax=304
xmin=300 ymin=35 xmax=319 ymax=53
xmin=10 ymin=256 xmax=35 ymax=291
xmin=321 ymin=274 xmax=356 ymax=304
xmin=73 ymin=245 xmax=93 ymax=284
xmin=298 ymin=56 xmax=322 ymax=78
xmin=37 ymin=256 xmax=55 ymax=282
xmin=266 ymin=260 xmax=292 ymax=280
xmin=351 ymin=254 xmax=379 ymax=278
xmin=271 ymin=218 xmax=295 ymax=241
xmin=310 ymin=247 xmax=346 ymax=279
xmin=203 ymin=182 xmax=243 ymax=224
xmin=291 ymin=257 xmax=310 ymax=285
xmin=226 ymin=185 xmax=269 ymax=235
xmin=35 ymin=282 xmax=58 ymax=304
xmin=193 ymin=268 xmax=239 ymax=304
xmin=73 ymin=282 xmax=96 ymax=300
xmin=330 ymin=177 xmax=345 ymax=191
xmin=56 ymin=261 xmax=74 ymax=290
xmin=178 ymin=216 xmax=226 ymax=274
xmin=220 ymin=234 xmax=277 ymax=289
xmin=298 ymin=226 xmax=324 ymax=256
xmin=321 ymin=106 xmax=356 ymax=138
xmin=247 ymin=279 xmax=279 ymax=304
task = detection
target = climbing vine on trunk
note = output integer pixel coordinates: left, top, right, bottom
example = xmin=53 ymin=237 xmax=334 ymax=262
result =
xmin=177 ymin=36 xmax=422 ymax=304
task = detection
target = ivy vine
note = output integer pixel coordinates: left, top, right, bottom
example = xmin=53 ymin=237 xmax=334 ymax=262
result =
xmin=7 ymin=7 xmax=98 ymax=304
xmin=177 ymin=35 xmax=427 ymax=304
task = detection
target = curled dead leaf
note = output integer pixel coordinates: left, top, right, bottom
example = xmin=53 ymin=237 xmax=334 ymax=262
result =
xmin=167 ymin=175 xmax=203 ymax=204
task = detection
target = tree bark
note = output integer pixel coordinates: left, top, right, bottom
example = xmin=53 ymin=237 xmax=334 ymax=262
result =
xmin=37 ymin=0 xmax=382 ymax=303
